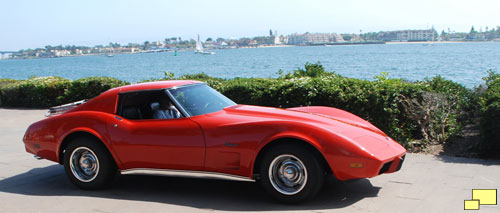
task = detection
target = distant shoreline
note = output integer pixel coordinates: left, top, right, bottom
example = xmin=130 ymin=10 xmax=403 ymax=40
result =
xmin=386 ymin=40 xmax=499 ymax=44
xmin=2 ymin=41 xmax=499 ymax=60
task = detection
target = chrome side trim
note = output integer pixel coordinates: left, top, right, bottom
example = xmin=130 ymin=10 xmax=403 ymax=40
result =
xmin=120 ymin=168 xmax=255 ymax=182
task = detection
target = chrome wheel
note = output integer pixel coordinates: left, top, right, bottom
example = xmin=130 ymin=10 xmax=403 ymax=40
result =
xmin=268 ymin=154 xmax=308 ymax=195
xmin=69 ymin=147 xmax=100 ymax=182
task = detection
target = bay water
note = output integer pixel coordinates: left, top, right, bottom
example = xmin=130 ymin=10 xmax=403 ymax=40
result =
xmin=1 ymin=42 xmax=499 ymax=88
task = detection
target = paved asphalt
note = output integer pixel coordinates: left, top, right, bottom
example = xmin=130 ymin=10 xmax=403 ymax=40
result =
xmin=0 ymin=108 xmax=499 ymax=213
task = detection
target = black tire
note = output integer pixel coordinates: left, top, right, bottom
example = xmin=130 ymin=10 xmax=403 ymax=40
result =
xmin=259 ymin=144 xmax=325 ymax=203
xmin=63 ymin=137 xmax=117 ymax=190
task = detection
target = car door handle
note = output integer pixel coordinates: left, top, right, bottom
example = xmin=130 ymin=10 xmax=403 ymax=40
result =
xmin=113 ymin=116 xmax=123 ymax=128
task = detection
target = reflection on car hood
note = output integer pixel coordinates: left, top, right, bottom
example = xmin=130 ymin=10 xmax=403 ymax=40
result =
xmin=223 ymin=105 xmax=385 ymax=136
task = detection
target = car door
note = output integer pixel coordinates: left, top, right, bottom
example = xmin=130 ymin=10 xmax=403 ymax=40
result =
xmin=107 ymin=116 xmax=205 ymax=171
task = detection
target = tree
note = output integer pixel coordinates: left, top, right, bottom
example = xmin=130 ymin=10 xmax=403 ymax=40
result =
xmin=206 ymin=37 xmax=213 ymax=42
xmin=143 ymin=41 xmax=151 ymax=50
xmin=109 ymin=42 xmax=120 ymax=48
xmin=342 ymin=34 xmax=352 ymax=41
xmin=470 ymin=26 xmax=476 ymax=34
xmin=440 ymin=30 xmax=449 ymax=41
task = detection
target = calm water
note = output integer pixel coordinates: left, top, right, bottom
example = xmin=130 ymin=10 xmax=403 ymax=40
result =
xmin=1 ymin=42 xmax=499 ymax=87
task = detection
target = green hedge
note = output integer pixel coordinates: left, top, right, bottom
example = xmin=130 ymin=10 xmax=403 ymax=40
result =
xmin=0 ymin=76 xmax=128 ymax=108
xmin=479 ymin=71 xmax=500 ymax=156
xmin=61 ymin=77 xmax=129 ymax=103
xmin=0 ymin=76 xmax=70 ymax=108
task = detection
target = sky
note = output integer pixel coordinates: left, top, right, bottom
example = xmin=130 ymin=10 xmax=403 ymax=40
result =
xmin=1 ymin=0 xmax=499 ymax=50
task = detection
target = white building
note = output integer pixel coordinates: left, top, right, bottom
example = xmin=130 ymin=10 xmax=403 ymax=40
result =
xmin=287 ymin=33 xmax=344 ymax=45
xmin=0 ymin=53 xmax=12 ymax=60
xmin=378 ymin=29 xmax=436 ymax=41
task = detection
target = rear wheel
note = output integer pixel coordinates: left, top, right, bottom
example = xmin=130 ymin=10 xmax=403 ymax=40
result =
xmin=63 ymin=137 xmax=117 ymax=189
xmin=259 ymin=144 xmax=325 ymax=203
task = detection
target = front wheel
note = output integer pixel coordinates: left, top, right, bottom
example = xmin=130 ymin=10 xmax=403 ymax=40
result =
xmin=63 ymin=137 xmax=117 ymax=189
xmin=259 ymin=144 xmax=325 ymax=203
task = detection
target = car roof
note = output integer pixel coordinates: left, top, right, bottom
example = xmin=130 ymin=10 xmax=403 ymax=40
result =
xmin=68 ymin=80 xmax=203 ymax=114
xmin=108 ymin=80 xmax=202 ymax=94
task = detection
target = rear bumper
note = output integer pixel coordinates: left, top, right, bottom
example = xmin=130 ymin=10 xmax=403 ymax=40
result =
xmin=23 ymin=138 xmax=59 ymax=163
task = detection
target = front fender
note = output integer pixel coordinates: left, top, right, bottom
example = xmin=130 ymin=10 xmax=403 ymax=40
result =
xmin=249 ymin=122 xmax=335 ymax=179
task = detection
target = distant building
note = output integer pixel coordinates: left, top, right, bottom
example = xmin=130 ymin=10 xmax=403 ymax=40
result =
xmin=287 ymin=33 xmax=344 ymax=45
xmin=52 ymin=50 xmax=71 ymax=56
xmin=280 ymin=35 xmax=289 ymax=44
xmin=0 ymin=53 xmax=11 ymax=60
xmin=204 ymin=40 xmax=216 ymax=48
xmin=377 ymin=29 xmax=436 ymax=42
xmin=248 ymin=40 xmax=257 ymax=45
xmin=35 ymin=51 xmax=53 ymax=58
xmin=272 ymin=35 xmax=281 ymax=44
xmin=468 ymin=33 xmax=486 ymax=41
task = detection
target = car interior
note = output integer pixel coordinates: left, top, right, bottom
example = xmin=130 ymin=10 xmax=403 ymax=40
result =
xmin=117 ymin=90 xmax=182 ymax=120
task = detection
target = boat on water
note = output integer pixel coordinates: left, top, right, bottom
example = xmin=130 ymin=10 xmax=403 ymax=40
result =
xmin=107 ymin=46 xmax=115 ymax=57
xmin=195 ymin=35 xmax=215 ymax=55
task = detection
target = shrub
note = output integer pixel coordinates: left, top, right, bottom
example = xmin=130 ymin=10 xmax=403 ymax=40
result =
xmin=61 ymin=77 xmax=129 ymax=103
xmin=395 ymin=76 xmax=476 ymax=147
xmin=0 ymin=78 xmax=19 ymax=106
xmin=0 ymin=77 xmax=128 ymax=108
xmin=0 ymin=76 xmax=70 ymax=108
xmin=0 ymin=78 xmax=18 ymax=88
xmin=478 ymin=70 xmax=500 ymax=156
xmin=280 ymin=62 xmax=334 ymax=79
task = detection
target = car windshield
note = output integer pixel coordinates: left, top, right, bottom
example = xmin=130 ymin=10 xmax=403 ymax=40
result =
xmin=167 ymin=83 xmax=236 ymax=116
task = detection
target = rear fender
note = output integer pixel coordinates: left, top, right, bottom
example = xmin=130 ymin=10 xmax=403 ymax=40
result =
xmin=55 ymin=112 xmax=125 ymax=170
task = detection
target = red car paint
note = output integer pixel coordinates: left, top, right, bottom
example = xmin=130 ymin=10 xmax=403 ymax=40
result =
xmin=23 ymin=80 xmax=406 ymax=181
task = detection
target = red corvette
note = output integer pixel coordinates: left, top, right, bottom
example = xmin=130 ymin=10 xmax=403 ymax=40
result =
xmin=23 ymin=80 xmax=406 ymax=202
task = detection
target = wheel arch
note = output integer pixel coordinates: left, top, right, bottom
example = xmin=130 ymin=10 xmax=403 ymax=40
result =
xmin=58 ymin=129 xmax=122 ymax=169
xmin=252 ymin=137 xmax=333 ymax=180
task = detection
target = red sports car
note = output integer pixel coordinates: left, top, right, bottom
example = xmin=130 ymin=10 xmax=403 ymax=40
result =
xmin=23 ymin=80 xmax=406 ymax=203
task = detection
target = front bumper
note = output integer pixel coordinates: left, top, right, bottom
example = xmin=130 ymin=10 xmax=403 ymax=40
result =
xmin=379 ymin=154 xmax=405 ymax=174
xmin=328 ymin=152 xmax=406 ymax=181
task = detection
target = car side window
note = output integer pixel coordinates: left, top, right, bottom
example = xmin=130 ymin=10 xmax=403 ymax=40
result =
xmin=117 ymin=90 xmax=183 ymax=120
